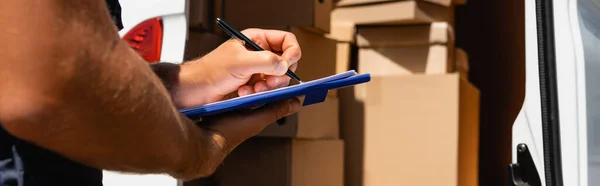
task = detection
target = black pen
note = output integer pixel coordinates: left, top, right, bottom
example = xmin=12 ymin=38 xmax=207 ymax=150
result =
xmin=215 ymin=18 xmax=303 ymax=83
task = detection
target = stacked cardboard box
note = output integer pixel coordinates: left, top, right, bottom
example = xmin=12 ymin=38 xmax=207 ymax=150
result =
xmin=185 ymin=0 xmax=344 ymax=186
xmin=330 ymin=1 xmax=480 ymax=186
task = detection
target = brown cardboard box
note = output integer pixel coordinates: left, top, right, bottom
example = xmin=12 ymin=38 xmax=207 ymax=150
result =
xmin=326 ymin=22 xmax=356 ymax=42
xmin=184 ymin=31 xmax=226 ymax=61
xmin=339 ymin=73 xmax=480 ymax=186
xmin=336 ymin=0 xmax=466 ymax=7
xmin=336 ymin=42 xmax=355 ymax=74
xmin=209 ymin=138 xmax=344 ymax=186
xmin=331 ymin=1 xmax=451 ymax=26
xmin=259 ymin=97 xmax=339 ymax=139
xmin=287 ymin=27 xmax=340 ymax=96
xmin=358 ymin=44 xmax=454 ymax=75
xmin=290 ymin=28 xmax=338 ymax=84
xmin=213 ymin=0 xmax=332 ymax=34
xmin=356 ymin=22 xmax=454 ymax=47
xmin=329 ymin=1 xmax=452 ymax=41
xmin=188 ymin=0 xmax=212 ymax=31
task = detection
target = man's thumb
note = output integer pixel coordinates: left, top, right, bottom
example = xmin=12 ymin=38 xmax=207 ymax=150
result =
xmin=247 ymin=98 xmax=301 ymax=128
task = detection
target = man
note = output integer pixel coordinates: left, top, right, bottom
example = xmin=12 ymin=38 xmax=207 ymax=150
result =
xmin=0 ymin=0 xmax=302 ymax=185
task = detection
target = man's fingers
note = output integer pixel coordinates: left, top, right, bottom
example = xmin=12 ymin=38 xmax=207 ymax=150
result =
xmin=207 ymin=98 xmax=301 ymax=146
xmin=266 ymin=76 xmax=290 ymax=89
xmin=238 ymin=85 xmax=254 ymax=96
xmin=236 ymin=51 xmax=289 ymax=76
xmin=241 ymin=29 xmax=302 ymax=65
xmin=253 ymin=81 xmax=269 ymax=93
xmin=241 ymin=29 xmax=298 ymax=52
xmin=251 ymin=37 xmax=272 ymax=51
xmin=281 ymin=44 xmax=301 ymax=66
xmin=247 ymin=73 xmax=266 ymax=85
xmin=249 ymin=99 xmax=300 ymax=132
xmin=265 ymin=63 xmax=297 ymax=89
xmin=289 ymin=63 xmax=298 ymax=71
xmin=250 ymin=98 xmax=301 ymax=124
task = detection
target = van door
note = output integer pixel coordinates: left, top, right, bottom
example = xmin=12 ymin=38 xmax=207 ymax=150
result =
xmin=511 ymin=0 xmax=599 ymax=185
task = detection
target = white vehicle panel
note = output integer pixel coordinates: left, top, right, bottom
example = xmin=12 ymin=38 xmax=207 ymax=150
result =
xmin=512 ymin=0 xmax=546 ymax=185
xmin=553 ymin=0 xmax=584 ymax=185
xmin=160 ymin=14 xmax=188 ymax=63
xmin=118 ymin=0 xmax=188 ymax=64
xmin=514 ymin=0 xmax=592 ymax=185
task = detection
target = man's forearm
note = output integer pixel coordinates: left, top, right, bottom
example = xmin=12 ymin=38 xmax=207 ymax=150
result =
xmin=0 ymin=0 xmax=223 ymax=179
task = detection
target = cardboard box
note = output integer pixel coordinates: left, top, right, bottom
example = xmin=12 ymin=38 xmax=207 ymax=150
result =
xmin=290 ymin=28 xmax=338 ymax=85
xmin=184 ymin=31 xmax=227 ymax=61
xmin=358 ymin=44 xmax=454 ymax=76
xmin=331 ymin=1 xmax=450 ymax=27
xmin=326 ymin=22 xmax=356 ymax=42
xmin=259 ymin=97 xmax=339 ymax=139
xmin=289 ymin=27 xmax=351 ymax=97
xmin=209 ymin=138 xmax=344 ymax=186
xmin=336 ymin=0 xmax=466 ymax=7
xmin=329 ymin=1 xmax=452 ymax=41
xmin=336 ymin=42 xmax=356 ymax=74
xmin=214 ymin=0 xmax=332 ymax=34
xmin=356 ymin=22 xmax=454 ymax=47
xmin=339 ymin=73 xmax=480 ymax=186
xmin=188 ymin=0 xmax=212 ymax=31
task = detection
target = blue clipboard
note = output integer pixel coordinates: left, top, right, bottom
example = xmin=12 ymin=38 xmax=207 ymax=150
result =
xmin=179 ymin=70 xmax=371 ymax=119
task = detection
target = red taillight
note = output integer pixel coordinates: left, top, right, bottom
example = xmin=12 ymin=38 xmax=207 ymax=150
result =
xmin=123 ymin=17 xmax=163 ymax=63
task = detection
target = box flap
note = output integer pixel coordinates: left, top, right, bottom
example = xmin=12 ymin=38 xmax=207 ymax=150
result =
xmin=358 ymin=45 xmax=451 ymax=76
xmin=331 ymin=1 xmax=451 ymax=26
xmin=356 ymin=22 xmax=454 ymax=47
xmin=336 ymin=0 xmax=462 ymax=7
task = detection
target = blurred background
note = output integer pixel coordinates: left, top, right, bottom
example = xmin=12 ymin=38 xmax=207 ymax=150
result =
xmin=115 ymin=0 xmax=526 ymax=186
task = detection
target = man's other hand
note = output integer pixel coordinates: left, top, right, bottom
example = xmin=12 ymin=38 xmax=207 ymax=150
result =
xmin=172 ymin=29 xmax=302 ymax=108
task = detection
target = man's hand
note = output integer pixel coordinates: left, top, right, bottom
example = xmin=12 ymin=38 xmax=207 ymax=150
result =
xmin=0 ymin=0 xmax=301 ymax=181
xmin=171 ymin=29 xmax=302 ymax=108
xmin=172 ymin=98 xmax=300 ymax=179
